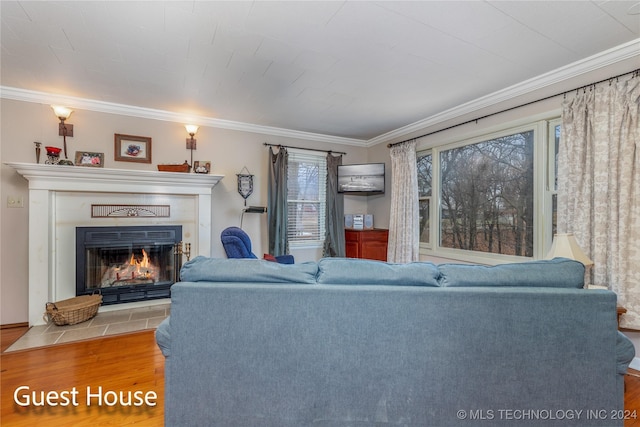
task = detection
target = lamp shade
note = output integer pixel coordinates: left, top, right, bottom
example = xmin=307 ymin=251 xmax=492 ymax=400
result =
xmin=185 ymin=124 xmax=199 ymax=135
xmin=51 ymin=105 xmax=73 ymax=120
xmin=545 ymin=233 xmax=593 ymax=265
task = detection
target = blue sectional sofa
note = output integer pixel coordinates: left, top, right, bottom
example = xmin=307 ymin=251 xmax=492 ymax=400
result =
xmin=156 ymin=257 xmax=634 ymax=426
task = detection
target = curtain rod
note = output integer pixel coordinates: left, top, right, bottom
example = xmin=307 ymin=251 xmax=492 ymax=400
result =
xmin=387 ymin=68 xmax=640 ymax=148
xmin=263 ymin=142 xmax=346 ymax=156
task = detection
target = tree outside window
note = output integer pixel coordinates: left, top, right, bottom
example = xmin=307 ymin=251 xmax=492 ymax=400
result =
xmin=440 ymin=131 xmax=534 ymax=257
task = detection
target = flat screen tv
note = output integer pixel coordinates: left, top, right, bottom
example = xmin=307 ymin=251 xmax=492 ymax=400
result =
xmin=337 ymin=163 xmax=385 ymax=195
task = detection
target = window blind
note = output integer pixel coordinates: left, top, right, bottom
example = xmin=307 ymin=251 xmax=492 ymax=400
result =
xmin=286 ymin=150 xmax=327 ymax=245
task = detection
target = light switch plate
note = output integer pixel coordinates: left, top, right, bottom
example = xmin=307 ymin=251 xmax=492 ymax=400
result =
xmin=7 ymin=196 xmax=24 ymax=208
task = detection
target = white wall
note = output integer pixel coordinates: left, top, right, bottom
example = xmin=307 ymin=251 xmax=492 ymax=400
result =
xmin=0 ymin=98 xmax=369 ymax=324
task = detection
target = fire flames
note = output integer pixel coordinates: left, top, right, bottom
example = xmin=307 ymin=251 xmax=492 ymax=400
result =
xmin=100 ymin=249 xmax=159 ymax=287
xmin=125 ymin=249 xmax=152 ymax=279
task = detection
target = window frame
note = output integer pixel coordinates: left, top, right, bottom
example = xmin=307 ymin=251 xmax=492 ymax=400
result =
xmin=545 ymin=118 xmax=562 ymax=252
xmin=286 ymin=148 xmax=327 ymax=248
xmin=417 ymin=112 xmax=560 ymax=265
xmin=417 ymin=151 xmax=433 ymax=249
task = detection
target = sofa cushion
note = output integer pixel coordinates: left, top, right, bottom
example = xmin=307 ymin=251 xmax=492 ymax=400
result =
xmin=317 ymin=258 xmax=440 ymax=286
xmin=180 ymin=256 xmax=318 ymax=284
xmin=438 ymin=257 xmax=585 ymax=288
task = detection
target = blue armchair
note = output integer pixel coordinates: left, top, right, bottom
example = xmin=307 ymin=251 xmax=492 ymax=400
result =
xmin=220 ymin=226 xmax=294 ymax=264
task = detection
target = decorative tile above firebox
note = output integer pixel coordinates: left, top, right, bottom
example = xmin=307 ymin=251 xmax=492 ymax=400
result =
xmin=91 ymin=204 xmax=171 ymax=218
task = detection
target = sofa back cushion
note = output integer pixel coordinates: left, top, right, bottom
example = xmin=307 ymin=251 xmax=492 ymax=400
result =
xmin=317 ymin=258 xmax=440 ymax=286
xmin=438 ymin=257 xmax=585 ymax=288
xmin=180 ymin=256 xmax=318 ymax=284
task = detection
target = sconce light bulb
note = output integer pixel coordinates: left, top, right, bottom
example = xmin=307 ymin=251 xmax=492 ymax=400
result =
xmin=185 ymin=124 xmax=199 ymax=136
xmin=51 ymin=105 xmax=73 ymax=121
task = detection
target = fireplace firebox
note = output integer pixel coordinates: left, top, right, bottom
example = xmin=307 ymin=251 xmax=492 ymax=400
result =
xmin=76 ymin=225 xmax=183 ymax=305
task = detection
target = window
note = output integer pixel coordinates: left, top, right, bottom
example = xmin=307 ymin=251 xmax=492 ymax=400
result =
xmin=418 ymin=116 xmax=559 ymax=263
xmin=287 ymin=149 xmax=327 ymax=246
xmin=417 ymin=152 xmax=432 ymax=247
xmin=547 ymin=119 xmax=561 ymax=245
xmin=440 ymin=130 xmax=534 ymax=256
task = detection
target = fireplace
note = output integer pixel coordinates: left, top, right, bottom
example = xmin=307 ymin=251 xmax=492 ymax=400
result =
xmin=76 ymin=225 xmax=183 ymax=305
xmin=8 ymin=162 xmax=223 ymax=325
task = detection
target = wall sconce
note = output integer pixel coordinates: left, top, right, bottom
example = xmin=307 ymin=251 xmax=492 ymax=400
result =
xmin=185 ymin=124 xmax=199 ymax=171
xmin=51 ymin=105 xmax=74 ymax=162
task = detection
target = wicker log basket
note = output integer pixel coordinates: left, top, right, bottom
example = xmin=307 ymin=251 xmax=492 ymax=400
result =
xmin=45 ymin=293 xmax=102 ymax=326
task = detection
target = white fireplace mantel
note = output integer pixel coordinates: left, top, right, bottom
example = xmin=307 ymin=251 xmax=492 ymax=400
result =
xmin=6 ymin=162 xmax=224 ymax=194
xmin=6 ymin=162 xmax=224 ymax=325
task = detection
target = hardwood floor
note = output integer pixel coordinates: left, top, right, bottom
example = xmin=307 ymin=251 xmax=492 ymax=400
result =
xmin=1 ymin=327 xmax=164 ymax=426
xmin=1 ymin=324 xmax=28 ymax=353
xmin=625 ymin=371 xmax=640 ymax=427
xmin=2 ymin=325 xmax=640 ymax=426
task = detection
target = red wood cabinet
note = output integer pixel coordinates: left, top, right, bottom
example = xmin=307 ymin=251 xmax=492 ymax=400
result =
xmin=345 ymin=229 xmax=389 ymax=261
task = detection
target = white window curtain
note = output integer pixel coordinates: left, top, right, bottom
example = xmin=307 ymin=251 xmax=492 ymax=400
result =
xmin=388 ymin=140 xmax=420 ymax=263
xmin=557 ymin=73 xmax=640 ymax=328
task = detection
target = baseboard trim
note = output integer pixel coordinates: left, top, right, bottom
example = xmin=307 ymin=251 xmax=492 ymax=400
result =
xmin=1 ymin=322 xmax=29 ymax=330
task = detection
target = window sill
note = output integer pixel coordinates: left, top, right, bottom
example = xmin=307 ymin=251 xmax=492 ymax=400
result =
xmin=419 ymin=247 xmax=533 ymax=266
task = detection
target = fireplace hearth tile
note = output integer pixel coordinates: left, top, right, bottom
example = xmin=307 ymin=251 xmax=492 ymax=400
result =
xmin=130 ymin=306 xmax=169 ymax=321
xmin=4 ymin=331 xmax=63 ymax=352
xmin=56 ymin=325 xmax=109 ymax=344
xmin=105 ymin=319 xmax=149 ymax=336
xmin=147 ymin=316 xmax=167 ymax=329
xmin=90 ymin=310 xmax=134 ymax=326
xmin=44 ymin=319 xmax=95 ymax=332
xmin=4 ymin=304 xmax=170 ymax=353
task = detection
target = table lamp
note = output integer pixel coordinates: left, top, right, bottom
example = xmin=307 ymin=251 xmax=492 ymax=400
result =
xmin=545 ymin=233 xmax=595 ymax=288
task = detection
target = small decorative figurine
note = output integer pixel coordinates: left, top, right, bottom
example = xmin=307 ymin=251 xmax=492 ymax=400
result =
xmin=34 ymin=142 xmax=42 ymax=164
xmin=45 ymin=146 xmax=61 ymax=165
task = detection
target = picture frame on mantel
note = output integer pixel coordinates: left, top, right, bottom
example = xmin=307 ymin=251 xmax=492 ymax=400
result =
xmin=74 ymin=151 xmax=104 ymax=167
xmin=193 ymin=161 xmax=211 ymax=174
xmin=114 ymin=134 xmax=152 ymax=163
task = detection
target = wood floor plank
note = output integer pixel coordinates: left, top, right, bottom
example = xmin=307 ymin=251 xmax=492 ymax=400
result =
xmin=1 ymin=330 xmax=164 ymax=426
xmin=626 ymin=370 xmax=640 ymax=427
xmin=1 ymin=325 xmax=28 ymax=352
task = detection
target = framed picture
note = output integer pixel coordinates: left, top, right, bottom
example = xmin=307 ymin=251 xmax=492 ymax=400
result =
xmin=193 ymin=161 xmax=211 ymax=174
xmin=114 ymin=134 xmax=152 ymax=163
xmin=75 ymin=151 xmax=104 ymax=167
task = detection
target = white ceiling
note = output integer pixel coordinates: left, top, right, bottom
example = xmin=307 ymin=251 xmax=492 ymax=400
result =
xmin=1 ymin=1 xmax=639 ymax=144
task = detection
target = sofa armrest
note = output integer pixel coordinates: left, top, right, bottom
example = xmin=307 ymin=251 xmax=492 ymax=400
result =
xmin=617 ymin=331 xmax=635 ymax=374
xmin=155 ymin=316 xmax=171 ymax=358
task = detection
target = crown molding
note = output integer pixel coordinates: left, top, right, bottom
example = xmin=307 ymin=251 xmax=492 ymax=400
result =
xmin=0 ymin=86 xmax=368 ymax=147
xmin=2 ymin=39 xmax=637 ymax=149
xmin=367 ymin=38 xmax=640 ymax=147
